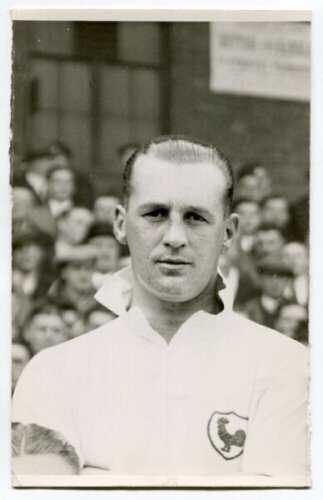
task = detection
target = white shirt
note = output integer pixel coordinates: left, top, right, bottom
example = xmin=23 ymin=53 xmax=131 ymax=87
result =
xmin=12 ymin=268 xmax=309 ymax=478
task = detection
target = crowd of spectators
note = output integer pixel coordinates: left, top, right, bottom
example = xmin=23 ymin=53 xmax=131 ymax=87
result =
xmin=11 ymin=144 xmax=309 ymax=393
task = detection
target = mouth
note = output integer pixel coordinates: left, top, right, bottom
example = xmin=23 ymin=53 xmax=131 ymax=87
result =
xmin=157 ymin=258 xmax=190 ymax=265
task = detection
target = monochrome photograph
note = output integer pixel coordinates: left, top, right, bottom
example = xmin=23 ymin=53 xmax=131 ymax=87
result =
xmin=10 ymin=11 xmax=310 ymax=488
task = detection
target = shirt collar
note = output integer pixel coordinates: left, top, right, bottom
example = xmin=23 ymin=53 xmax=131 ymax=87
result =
xmin=95 ymin=266 xmax=229 ymax=317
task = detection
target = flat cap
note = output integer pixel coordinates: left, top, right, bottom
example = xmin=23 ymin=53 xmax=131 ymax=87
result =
xmin=256 ymin=254 xmax=294 ymax=277
xmin=12 ymin=230 xmax=54 ymax=250
xmin=55 ymin=244 xmax=99 ymax=266
xmin=85 ymin=222 xmax=115 ymax=242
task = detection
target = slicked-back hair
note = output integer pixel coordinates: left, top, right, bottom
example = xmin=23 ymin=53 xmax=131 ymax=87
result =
xmin=123 ymin=135 xmax=234 ymax=214
xmin=12 ymin=423 xmax=80 ymax=473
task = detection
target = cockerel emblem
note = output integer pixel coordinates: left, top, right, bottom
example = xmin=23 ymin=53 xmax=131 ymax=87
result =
xmin=207 ymin=411 xmax=248 ymax=460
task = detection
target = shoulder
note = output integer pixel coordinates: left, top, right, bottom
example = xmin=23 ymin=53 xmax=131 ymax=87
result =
xmin=222 ymin=310 xmax=308 ymax=366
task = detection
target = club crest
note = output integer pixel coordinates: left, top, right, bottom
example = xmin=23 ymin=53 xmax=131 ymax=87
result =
xmin=207 ymin=411 xmax=248 ymax=460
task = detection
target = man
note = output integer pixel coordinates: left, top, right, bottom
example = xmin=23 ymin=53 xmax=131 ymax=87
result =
xmin=93 ymin=194 xmax=121 ymax=226
xmin=25 ymin=165 xmax=77 ymax=238
xmin=232 ymin=197 xmax=261 ymax=254
xmin=253 ymin=222 xmax=286 ymax=259
xmin=12 ymin=230 xmax=55 ymax=301
xmin=282 ymin=242 xmax=309 ymax=307
xmin=238 ymin=254 xmax=294 ymax=329
xmin=13 ymin=149 xmax=54 ymax=203
xmin=84 ymin=221 xmax=121 ymax=289
xmin=48 ymin=245 xmax=98 ymax=316
xmin=55 ymin=207 xmax=94 ymax=255
xmin=22 ymin=302 xmax=69 ymax=356
xmin=46 ymin=165 xmax=76 ymax=217
xmin=12 ymin=136 xmax=308 ymax=481
xmin=12 ymin=186 xmax=37 ymax=237
xmin=261 ymin=194 xmax=296 ymax=241
xmin=12 ymin=343 xmax=31 ymax=395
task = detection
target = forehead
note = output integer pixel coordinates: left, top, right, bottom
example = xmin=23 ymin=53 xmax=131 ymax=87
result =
xmin=69 ymin=209 xmax=92 ymax=221
xmin=265 ymin=198 xmax=287 ymax=209
xmin=237 ymin=202 xmax=259 ymax=213
xmin=130 ymin=155 xmax=227 ymax=210
xmin=51 ymin=169 xmax=73 ymax=181
xmin=258 ymin=229 xmax=282 ymax=240
xmin=12 ymin=345 xmax=29 ymax=359
xmin=96 ymin=196 xmax=119 ymax=206
xmin=65 ymin=259 xmax=95 ymax=270
xmin=13 ymin=188 xmax=34 ymax=201
xmin=32 ymin=313 xmax=63 ymax=324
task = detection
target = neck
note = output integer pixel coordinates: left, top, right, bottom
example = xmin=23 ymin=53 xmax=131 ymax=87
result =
xmin=131 ymin=277 xmax=222 ymax=344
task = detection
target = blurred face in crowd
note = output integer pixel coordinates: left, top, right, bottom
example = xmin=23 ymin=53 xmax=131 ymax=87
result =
xmin=13 ymin=243 xmax=45 ymax=273
xmin=12 ymin=343 xmax=31 ymax=391
xmin=235 ymin=201 xmax=261 ymax=235
xmin=23 ymin=312 xmax=68 ymax=354
xmin=253 ymin=166 xmax=272 ymax=199
xmin=260 ymin=273 xmax=291 ymax=299
xmin=62 ymin=259 xmax=95 ymax=294
xmin=58 ymin=208 xmax=94 ymax=245
xmin=86 ymin=310 xmax=116 ymax=331
xmin=262 ymin=197 xmax=290 ymax=228
xmin=283 ymin=242 xmax=308 ymax=276
xmin=115 ymin=154 xmax=237 ymax=303
xmin=94 ymin=196 xmax=120 ymax=225
xmin=275 ymin=304 xmax=307 ymax=338
xmin=235 ymin=175 xmax=261 ymax=202
xmin=89 ymin=235 xmax=120 ymax=273
xmin=256 ymin=229 xmax=285 ymax=257
xmin=60 ymin=308 xmax=86 ymax=339
xmin=29 ymin=155 xmax=53 ymax=177
xmin=12 ymin=187 xmax=36 ymax=222
xmin=47 ymin=168 xmax=75 ymax=202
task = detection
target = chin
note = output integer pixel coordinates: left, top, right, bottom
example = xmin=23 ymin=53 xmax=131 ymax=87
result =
xmin=154 ymin=282 xmax=198 ymax=303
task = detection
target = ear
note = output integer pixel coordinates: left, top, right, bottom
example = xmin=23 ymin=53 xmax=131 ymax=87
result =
xmin=113 ymin=205 xmax=128 ymax=246
xmin=222 ymin=213 xmax=239 ymax=254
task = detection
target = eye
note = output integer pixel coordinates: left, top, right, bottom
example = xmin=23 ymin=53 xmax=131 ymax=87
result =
xmin=186 ymin=212 xmax=207 ymax=224
xmin=143 ymin=208 xmax=168 ymax=221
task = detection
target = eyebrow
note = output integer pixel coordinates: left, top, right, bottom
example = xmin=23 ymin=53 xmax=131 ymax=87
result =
xmin=137 ymin=202 xmax=215 ymax=220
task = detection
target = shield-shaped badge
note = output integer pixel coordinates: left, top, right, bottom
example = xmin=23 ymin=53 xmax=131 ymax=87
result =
xmin=207 ymin=410 xmax=248 ymax=460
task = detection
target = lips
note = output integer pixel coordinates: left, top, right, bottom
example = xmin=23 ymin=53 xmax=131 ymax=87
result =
xmin=157 ymin=258 xmax=190 ymax=265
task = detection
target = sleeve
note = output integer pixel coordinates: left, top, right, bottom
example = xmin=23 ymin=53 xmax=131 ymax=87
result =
xmin=12 ymin=350 xmax=84 ymax=469
xmin=242 ymin=342 xmax=310 ymax=478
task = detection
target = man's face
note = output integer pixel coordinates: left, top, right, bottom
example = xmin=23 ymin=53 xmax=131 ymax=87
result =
xmin=275 ymin=304 xmax=307 ymax=338
xmin=12 ymin=343 xmax=30 ymax=390
xmin=262 ymin=198 xmax=290 ymax=228
xmin=13 ymin=243 xmax=44 ymax=273
xmin=48 ymin=169 xmax=75 ymax=202
xmin=12 ymin=188 xmax=36 ymax=222
xmin=261 ymin=273 xmax=290 ymax=299
xmin=62 ymin=260 xmax=95 ymax=294
xmin=89 ymin=235 xmax=120 ymax=273
xmin=235 ymin=201 xmax=260 ymax=235
xmin=115 ymin=156 xmax=237 ymax=303
xmin=59 ymin=208 xmax=94 ymax=244
xmin=24 ymin=313 xmax=68 ymax=354
xmin=94 ymin=196 xmax=120 ymax=225
xmin=256 ymin=229 xmax=284 ymax=257
xmin=283 ymin=243 xmax=308 ymax=276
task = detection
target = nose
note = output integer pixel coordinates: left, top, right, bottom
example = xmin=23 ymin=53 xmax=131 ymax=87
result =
xmin=162 ymin=215 xmax=188 ymax=249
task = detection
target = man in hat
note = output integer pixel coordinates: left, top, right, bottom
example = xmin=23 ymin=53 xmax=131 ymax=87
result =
xmin=238 ymin=254 xmax=294 ymax=329
xmin=84 ymin=221 xmax=121 ymax=289
xmin=48 ymin=245 xmax=99 ymax=316
xmin=12 ymin=230 xmax=55 ymax=301
xmin=12 ymin=136 xmax=308 ymax=482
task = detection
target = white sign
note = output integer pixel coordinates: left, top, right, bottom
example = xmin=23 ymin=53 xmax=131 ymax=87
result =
xmin=210 ymin=23 xmax=310 ymax=101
